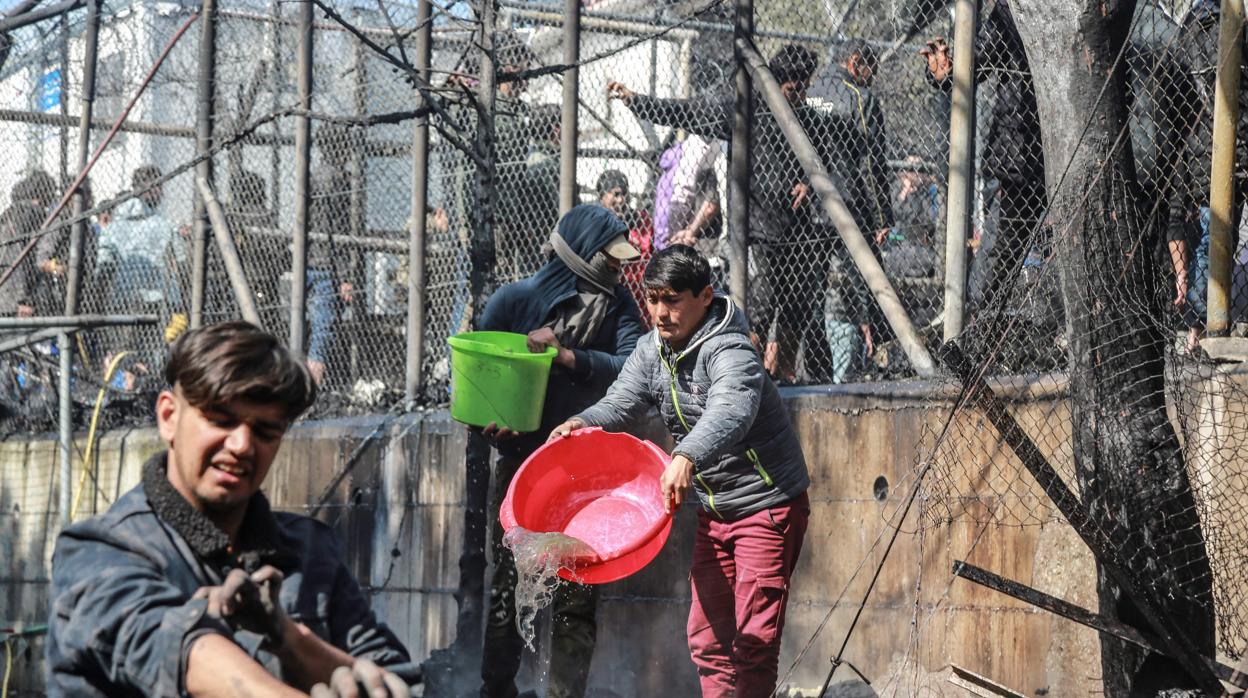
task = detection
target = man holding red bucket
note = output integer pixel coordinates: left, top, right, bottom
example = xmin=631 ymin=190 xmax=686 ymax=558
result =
xmin=551 ymin=245 xmax=810 ymax=698
xmin=476 ymin=203 xmax=645 ymax=698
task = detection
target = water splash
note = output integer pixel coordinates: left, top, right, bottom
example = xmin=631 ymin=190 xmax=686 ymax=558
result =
xmin=503 ymin=526 xmax=598 ymax=650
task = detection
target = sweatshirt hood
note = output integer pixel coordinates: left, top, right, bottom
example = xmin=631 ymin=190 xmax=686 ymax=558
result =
xmin=114 ymin=197 xmax=155 ymax=221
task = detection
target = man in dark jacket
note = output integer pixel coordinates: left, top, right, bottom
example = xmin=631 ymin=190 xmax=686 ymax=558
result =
xmin=476 ymin=204 xmax=645 ymax=698
xmin=923 ymin=0 xmax=1046 ymax=320
xmin=46 ymin=321 xmax=412 ymax=697
xmin=609 ymin=44 xmax=861 ymax=383
xmin=550 ymin=245 xmax=809 ymax=698
xmin=1165 ymin=0 xmax=1248 ymax=346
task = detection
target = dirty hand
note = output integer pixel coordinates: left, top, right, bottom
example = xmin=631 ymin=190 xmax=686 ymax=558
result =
xmin=790 ymin=182 xmax=810 ymax=211
xmin=309 ymin=660 xmax=409 ymax=698
xmin=919 ymin=38 xmax=952 ymax=82
xmin=606 ymin=81 xmax=635 ymax=101
xmin=192 ymin=566 xmax=288 ymax=647
xmin=482 ymin=421 xmax=521 ymax=442
xmin=660 ymin=455 xmax=694 ymax=514
xmin=526 ymin=327 xmax=574 ymax=368
xmin=547 ymin=417 xmax=586 ymax=441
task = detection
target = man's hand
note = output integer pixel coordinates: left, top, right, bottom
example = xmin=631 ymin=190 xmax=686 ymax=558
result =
xmin=606 ymin=81 xmax=635 ymax=102
xmin=669 ymin=228 xmax=698 ymax=246
xmin=790 ymin=182 xmax=810 ymax=211
xmin=340 ymin=282 xmax=354 ymax=303
xmin=548 ymin=417 xmax=586 ymax=441
xmin=310 ymin=661 xmax=409 ymax=698
xmin=874 ymin=228 xmax=890 ymax=246
xmin=192 ymin=566 xmax=288 ymax=648
xmin=307 ymin=359 xmax=327 ymax=385
xmin=527 ymin=327 xmax=574 ymax=369
xmin=919 ymin=38 xmax=952 ymax=82
xmin=660 ymin=455 xmax=694 ymax=514
xmin=482 ymin=421 xmax=520 ymax=442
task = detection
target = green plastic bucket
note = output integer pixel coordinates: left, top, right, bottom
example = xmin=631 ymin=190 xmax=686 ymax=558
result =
xmin=448 ymin=331 xmax=557 ymax=432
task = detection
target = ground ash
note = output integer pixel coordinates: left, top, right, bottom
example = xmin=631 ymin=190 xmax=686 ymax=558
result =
xmin=503 ymin=526 xmax=597 ymax=650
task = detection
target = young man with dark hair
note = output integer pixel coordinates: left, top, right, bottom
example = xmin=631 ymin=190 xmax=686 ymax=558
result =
xmin=47 ymin=321 xmax=412 ymax=698
xmin=550 ymin=245 xmax=810 ymax=698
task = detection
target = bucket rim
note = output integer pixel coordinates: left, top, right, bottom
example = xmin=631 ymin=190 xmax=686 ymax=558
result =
xmin=448 ymin=331 xmax=557 ymax=360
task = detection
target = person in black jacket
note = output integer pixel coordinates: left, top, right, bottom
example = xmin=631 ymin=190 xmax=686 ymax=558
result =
xmin=476 ymin=204 xmax=645 ymax=698
xmin=609 ymin=44 xmax=861 ymax=383
xmin=922 ymin=0 xmax=1046 ymax=322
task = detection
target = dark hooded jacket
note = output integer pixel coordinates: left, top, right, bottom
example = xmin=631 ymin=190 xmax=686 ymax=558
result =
xmin=576 ymin=295 xmax=809 ymax=520
xmin=477 ymin=204 xmax=645 ymax=457
xmin=46 ymin=453 xmax=409 ymax=697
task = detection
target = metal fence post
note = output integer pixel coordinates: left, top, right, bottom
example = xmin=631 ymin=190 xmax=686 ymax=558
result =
xmin=58 ymin=0 xmax=99 ymax=528
xmin=191 ymin=0 xmax=217 ymax=328
xmin=1207 ymin=0 xmax=1243 ymax=336
xmin=559 ymin=0 xmax=579 ymax=215
xmin=290 ymin=0 xmax=313 ymax=355
xmin=942 ymin=0 xmax=977 ymax=341
xmin=404 ymin=0 xmax=432 ymax=405
xmin=729 ymin=0 xmax=752 ymax=312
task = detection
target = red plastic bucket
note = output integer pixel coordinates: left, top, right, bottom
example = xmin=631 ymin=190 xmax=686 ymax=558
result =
xmin=499 ymin=427 xmax=673 ymax=585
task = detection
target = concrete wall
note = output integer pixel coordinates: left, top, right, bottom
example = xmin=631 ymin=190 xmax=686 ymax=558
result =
xmin=0 ymin=387 xmax=1110 ymax=697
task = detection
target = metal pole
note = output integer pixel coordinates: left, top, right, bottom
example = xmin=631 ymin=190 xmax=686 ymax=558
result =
xmin=64 ymin=0 xmax=98 ymax=320
xmin=942 ymin=0 xmax=976 ymax=341
xmin=191 ymin=0 xmax=217 ymax=328
xmin=197 ymin=177 xmax=261 ymax=325
xmin=558 ymin=0 xmax=579 ymax=215
xmin=737 ymin=38 xmax=937 ymax=376
xmin=728 ymin=0 xmax=751 ymax=311
xmin=0 ymin=314 xmax=159 ymax=329
xmin=1208 ymin=0 xmax=1243 ymax=336
xmin=290 ymin=0 xmax=313 ymax=356
xmin=404 ymin=0 xmax=432 ymax=406
xmin=57 ymin=0 xmax=98 ymax=529
xmin=57 ymin=331 xmax=72 ymax=527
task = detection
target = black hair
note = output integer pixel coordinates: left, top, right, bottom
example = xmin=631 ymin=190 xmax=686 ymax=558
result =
xmin=768 ymin=43 xmax=819 ymax=86
xmin=643 ymin=244 xmax=712 ymax=294
xmin=596 ymin=169 xmax=629 ymax=197
xmin=11 ymin=170 xmax=56 ymax=205
xmin=530 ymin=103 xmax=561 ymax=138
xmin=836 ymin=39 xmax=877 ymax=67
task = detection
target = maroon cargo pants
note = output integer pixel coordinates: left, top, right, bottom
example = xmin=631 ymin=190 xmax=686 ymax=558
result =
xmin=686 ymin=491 xmax=810 ymax=698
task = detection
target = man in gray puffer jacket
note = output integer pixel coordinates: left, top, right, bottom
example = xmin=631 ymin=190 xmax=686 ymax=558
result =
xmin=550 ymin=244 xmax=810 ymax=698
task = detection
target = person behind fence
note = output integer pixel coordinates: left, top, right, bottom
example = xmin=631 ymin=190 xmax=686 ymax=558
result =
xmin=95 ymin=164 xmax=189 ymax=387
xmin=922 ymin=0 xmax=1047 ymax=326
xmin=1166 ymin=0 xmax=1248 ymax=350
xmin=476 ymin=204 xmax=644 ymax=698
xmin=548 ymin=245 xmax=810 ymax=698
xmin=608 ymin=44 xmax=859 ymax=384
xmin=0 ymin=173 xmax=52 ymax=321
xmin=596 ymin=169 xmax=655 ymax=321
xmin=46 ymin=321 xmax=413 ymax=697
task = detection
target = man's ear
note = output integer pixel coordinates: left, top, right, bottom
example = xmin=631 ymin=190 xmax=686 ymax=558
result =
xmin=698 ymin=285 xmax=715 ymax=306
xmin=156 ymin=390 xmax=179 ymax=444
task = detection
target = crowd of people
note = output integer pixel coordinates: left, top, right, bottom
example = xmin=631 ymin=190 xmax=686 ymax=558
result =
xmin=4 ymin=2 xmax=1248 ymax=697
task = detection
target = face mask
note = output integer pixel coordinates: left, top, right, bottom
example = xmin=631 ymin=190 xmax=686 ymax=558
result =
xmin=588 ymin=250 xmax=621 ymax=286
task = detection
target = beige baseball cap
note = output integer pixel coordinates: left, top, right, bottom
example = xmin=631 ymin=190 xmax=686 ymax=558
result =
xmin=603 ymin=234 xmax=641 ymax=261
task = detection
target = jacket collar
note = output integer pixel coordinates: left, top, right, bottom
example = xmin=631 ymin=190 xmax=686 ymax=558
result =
xmin=142 ymin=451 xmax=286 ymax=568
xmin=656 ymin=294 xmax=737 ymax=359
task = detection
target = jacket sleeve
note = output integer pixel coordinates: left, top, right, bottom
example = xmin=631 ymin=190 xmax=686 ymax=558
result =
xmin=626 ymin=94 xmax=733 ymax=141
xmin=671 ymin=340 xmax=762 ymax=467
xmin=47 ymin=530 xmax=233 ymax=697
xmin=865 ymin=95 xmax=894 ymax=231
xmin=574 ymin=338 xmax=655 ymax=432
xmin=323 ymin=530 xmax=411 ymax=666
xmin=569 ymin=288 xmax=644 ymax=384
xmin=476 ymin=285 xmax=512 ymax=332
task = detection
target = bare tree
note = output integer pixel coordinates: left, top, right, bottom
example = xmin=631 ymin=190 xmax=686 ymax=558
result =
xmin=1010 ymin=1 xmax=1215 ymax=695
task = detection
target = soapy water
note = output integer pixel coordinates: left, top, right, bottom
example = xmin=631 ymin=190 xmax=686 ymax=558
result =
xmin=504 ymin=526 xmax=598 ymax=650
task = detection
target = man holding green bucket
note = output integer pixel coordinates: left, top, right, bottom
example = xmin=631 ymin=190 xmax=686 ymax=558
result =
xmin=475 ymin=203 xmax=644 ymax=698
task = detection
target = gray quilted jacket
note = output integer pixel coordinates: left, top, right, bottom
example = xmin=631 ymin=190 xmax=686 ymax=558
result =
xmin=576 ymin=295 xmax=809 ymax=519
